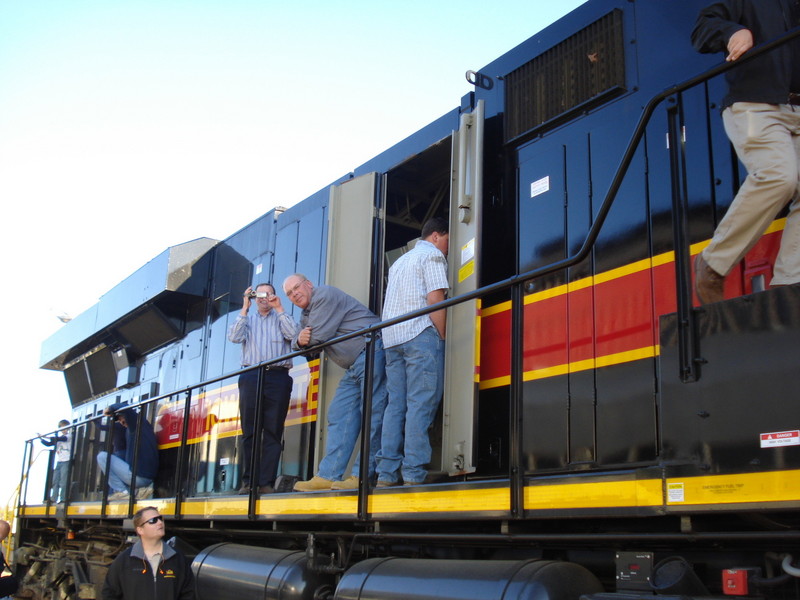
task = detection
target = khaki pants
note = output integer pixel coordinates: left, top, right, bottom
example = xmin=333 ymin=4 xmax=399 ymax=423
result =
xmin=703 ymin=102 xmax=800 ymax=285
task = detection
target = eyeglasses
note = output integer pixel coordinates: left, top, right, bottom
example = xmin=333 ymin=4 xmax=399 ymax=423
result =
xmin=285 ymin=279 xmax=306 ymax=297
xmin=143 ymin=515 xmax=163 ymax=525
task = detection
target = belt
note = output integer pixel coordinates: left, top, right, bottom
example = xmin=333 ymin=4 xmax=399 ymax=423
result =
xmin=263 ymin=365 xmax=290 ymax=371
xmin=788 ymin=93 xmax=800 ymax=106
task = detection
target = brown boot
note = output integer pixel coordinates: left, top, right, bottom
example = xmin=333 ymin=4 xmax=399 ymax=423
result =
xmin=694 ymin=253 xmax=725 ymax=304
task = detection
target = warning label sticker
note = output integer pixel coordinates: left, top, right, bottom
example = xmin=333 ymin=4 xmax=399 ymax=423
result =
xmin=760 ymin=430 xmax=800 ymax=448
xmin=667 ymin=482 xmax=685 ymax=503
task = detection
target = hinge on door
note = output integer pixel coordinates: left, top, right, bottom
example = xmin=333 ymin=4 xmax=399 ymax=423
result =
xmin=373 ymin=206 xmax=384 ymax=219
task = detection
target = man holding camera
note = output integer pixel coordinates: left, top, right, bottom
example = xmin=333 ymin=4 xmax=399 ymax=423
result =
xmin=228 ymin=283 xmax=298 ymax=494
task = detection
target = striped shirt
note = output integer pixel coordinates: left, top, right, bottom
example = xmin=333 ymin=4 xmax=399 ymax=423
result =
xmin=382 ymin=239 xmax=449 ymax=349
xmin=228 ymin=310 xmax=299 ymax=368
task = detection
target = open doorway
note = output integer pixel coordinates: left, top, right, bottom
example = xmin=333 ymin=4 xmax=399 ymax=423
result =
xmin=380 ymin=135 xmax=452 ymax=481
xmin=382 ymin=137 xmax=452 ymax=277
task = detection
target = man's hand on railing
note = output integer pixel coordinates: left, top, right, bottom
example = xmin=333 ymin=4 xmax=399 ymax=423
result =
xmin=727 ymin=28 xmax=754 ymax=62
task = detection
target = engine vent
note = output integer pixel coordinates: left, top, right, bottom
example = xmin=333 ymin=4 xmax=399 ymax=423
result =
xmin=505 ymin=9 xmax=626 ymax=142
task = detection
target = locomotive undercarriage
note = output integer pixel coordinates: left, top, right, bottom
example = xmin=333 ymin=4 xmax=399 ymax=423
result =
xmin=12 ymin=509 xmax=800 ymax=600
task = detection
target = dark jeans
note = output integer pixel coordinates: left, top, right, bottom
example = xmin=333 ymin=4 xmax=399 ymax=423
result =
xmin=238 ymin=367 xmax=293 ymax=487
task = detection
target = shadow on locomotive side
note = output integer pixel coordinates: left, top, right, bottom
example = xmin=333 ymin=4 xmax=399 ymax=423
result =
xmin=14 ymin=1 xmax=800 ymax=599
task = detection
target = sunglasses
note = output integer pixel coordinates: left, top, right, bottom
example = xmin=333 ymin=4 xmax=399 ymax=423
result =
xmin=143 ymin=515 xmax=163 ymax=525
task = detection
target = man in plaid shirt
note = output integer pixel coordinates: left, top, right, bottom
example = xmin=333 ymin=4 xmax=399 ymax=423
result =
xmin=377 ymin=217 xmax=449 ymax=487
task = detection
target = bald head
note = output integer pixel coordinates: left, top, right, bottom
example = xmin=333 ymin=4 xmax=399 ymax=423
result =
xmin=283 ymin=274 xmax=313 ymax=309
xmin=0 ymin=520 xmax=10 ymax=541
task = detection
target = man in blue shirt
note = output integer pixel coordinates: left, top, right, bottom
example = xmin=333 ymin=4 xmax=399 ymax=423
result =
xmin=228 ymin=283 xmax=298 ymax=495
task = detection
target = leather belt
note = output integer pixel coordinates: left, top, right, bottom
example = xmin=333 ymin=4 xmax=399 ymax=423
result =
xmin=263 ymin=365 xmax=290 ymax=371
xmin=788 ymin=93 xmax=800 ymax=106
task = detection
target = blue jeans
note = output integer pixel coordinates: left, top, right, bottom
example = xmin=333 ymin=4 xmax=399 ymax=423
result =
xmin=377 ymin=327 xmax=444 ymax=484
xmin=317 ymin=339 xmax=387 ymax=482
xmin=50 ymin=461 xmax=69 ymax=502
xmin=96 ymin=451 xmax=153 ymax=493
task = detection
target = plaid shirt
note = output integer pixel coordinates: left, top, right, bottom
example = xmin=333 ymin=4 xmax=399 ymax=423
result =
xmin=381 ymin=240 xmax=448 ymax=349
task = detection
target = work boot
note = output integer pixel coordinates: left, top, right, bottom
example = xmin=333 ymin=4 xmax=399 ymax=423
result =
xmin=257 ymin=485 xmax=274 ymax=495
xmin=330 ymin=475 xmax=359 ymax=490
xmin=293 ymin=475 xmax=333 ymax=492
xmin=375 ymin=480 xmax=399 ymax=488
xmin=136 ymin=485 xmax=154 ymax=499
xmin=694 ymin=253 xmax=725 ymax=304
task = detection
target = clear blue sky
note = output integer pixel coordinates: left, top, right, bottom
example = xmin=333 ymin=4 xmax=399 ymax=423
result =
xmin=0 ymin=0 xmax=586 ymax=510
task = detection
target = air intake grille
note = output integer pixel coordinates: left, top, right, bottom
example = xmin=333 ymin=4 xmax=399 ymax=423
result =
xmin=505 ymin=9 xmax=626 ymax=142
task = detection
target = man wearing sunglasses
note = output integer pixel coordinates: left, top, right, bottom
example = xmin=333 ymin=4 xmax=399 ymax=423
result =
xmin=102 ymin=507 xmax=195 ymax=600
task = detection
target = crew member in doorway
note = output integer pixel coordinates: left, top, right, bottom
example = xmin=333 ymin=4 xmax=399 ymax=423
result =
xmin=377 ymin=217 xmax=449 ymax=487
xmin=228 ymin=283 xmax=298 ymax=495
xmin=283 ymin=274 xmax=388 ymax=491
xmin=691 ymin=0 xmax=800 ymax=303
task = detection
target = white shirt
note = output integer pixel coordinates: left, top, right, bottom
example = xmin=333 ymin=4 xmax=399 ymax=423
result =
xmin=381 ymin=240 xmax=448 ymax=348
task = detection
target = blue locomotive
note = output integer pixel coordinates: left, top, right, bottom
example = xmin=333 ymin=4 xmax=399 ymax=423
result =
xmin=13 ymin=1 xmax=800 ymax=598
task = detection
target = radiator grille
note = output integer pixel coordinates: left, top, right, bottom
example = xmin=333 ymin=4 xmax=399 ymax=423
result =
xmin=505 ymin=9 xmax=626 ymax=142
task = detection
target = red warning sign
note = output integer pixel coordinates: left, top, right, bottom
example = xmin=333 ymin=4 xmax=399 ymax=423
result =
xmin=759 ymin=430 xmax=800 ymax=448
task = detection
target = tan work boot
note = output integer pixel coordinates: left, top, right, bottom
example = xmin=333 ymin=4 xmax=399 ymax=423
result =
xmin=293 ymin=475 xmax=333 ymax=492
xmin=330 ymin=475 xmax=359 ymax=490
xmin=136 ymin=485 xmax=154 ymax=499
xmin=694 ymin=253 xmax=725 ymax=304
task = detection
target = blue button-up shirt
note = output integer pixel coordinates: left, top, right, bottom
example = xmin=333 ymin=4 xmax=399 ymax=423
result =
xmin=228 ymin=310 xmax=298 ymax=368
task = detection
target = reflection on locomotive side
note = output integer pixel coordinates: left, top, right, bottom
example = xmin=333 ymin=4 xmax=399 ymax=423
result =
xmin=153 ymin=360 xmax=320 ymax=495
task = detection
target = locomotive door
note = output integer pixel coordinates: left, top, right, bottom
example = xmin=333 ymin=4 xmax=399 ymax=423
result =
xmin=314 ymin=173 xmax=380 ymax=473
xmin=326 ymin=173 xmax=378 ymax=305
xmin=442 ymin=100 xmax=484 ymax=475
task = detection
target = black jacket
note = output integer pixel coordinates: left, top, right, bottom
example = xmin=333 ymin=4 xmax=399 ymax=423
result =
xmin=691 ymin=0 xmax=800 ymax=107
xmin=102 ymin=539 xmax=194 ymax=600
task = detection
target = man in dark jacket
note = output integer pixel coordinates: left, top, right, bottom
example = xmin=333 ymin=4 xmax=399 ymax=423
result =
xmin=96 ymin=402 xmax=159 ymax=500
xmin=102 ymin=507 xmax=195 ymax=600
xmin=691 ymin=0 xmax=800 ymax=303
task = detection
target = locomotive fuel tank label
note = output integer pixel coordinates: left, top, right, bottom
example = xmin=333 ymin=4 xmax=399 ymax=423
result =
xmin=666 ymin=482 xmax=684 ymax=503
xmin=759 ymin=430 xmax=800 ymax=448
